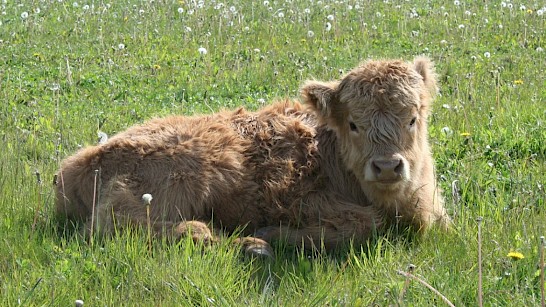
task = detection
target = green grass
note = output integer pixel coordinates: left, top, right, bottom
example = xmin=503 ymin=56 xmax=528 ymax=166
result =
xmin=1 ymin=1 xmax=545 ymax=305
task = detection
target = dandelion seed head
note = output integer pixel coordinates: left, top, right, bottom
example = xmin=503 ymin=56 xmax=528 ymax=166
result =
xmin=177 ymin=7 xmax=184 ymax=13
xmin=325 ymin=22 xmax=332 ymax=31
xmin=198 ymin=47 xmax=207 ymax=55
xmin=483 ymin=51 xmax=491 ymax=58
xmin=118 ymin=43 xmax=125 ymax=50
xmin=142 ymin=194 xmax=153 ymax=205
xmin=307 ymin=30 xmax=314 ymax=38
xmin=327 ymin=14 xmax=334 ymax=21
xmin=75 ymin=300 xmax=84 ymax=307
xmin=21 ymin=11 xmax=29 ymax=19
xmin=441 ymin=127 xmax=453 ymax=136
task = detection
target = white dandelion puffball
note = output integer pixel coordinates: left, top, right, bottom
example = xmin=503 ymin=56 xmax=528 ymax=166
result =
xmin=198 ymin=47 xmax=207 ymax=55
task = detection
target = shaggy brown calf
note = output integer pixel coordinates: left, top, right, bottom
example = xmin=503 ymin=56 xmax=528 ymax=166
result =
xmin=55 ymin=57 xmax=450 ymax=255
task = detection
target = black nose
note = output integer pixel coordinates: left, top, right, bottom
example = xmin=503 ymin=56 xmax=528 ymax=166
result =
xmin=371 ymin=158 xmax=404 ymax=181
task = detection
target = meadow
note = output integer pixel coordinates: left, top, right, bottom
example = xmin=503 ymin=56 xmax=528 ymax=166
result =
xmin=0 ymin=0 xmax=545 ymax=305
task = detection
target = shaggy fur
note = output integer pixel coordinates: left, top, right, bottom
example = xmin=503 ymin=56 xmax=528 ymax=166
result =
xmin=55 ymin=57 xmax=450 ymax=254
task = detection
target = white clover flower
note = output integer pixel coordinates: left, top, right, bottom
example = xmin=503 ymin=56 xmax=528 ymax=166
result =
xmin=253 ymin=48 xmax=260 ymax=53
xmin=458 ymin=24 xmax=465 ymax=29
xmin=465 ymin=10 xmax=471 ymax=16
xmin=304 ymin=8 xmax=310 ymax=14
xmin=21 ymin=11 xmax=29 ymax=19
xmin=375 ymin=12 xmax=382 ymax=18
xmin=484 ymin=51 xmax=491 ymax=58
xmin=519 ymin=5 xmax=526 ymax=11
xmin=230 ymin=6 xmax=236 ymax=13
xmin=118 ymin=43 xmax=125 ymax=50
xmin=34 ymin=8 xmax=41 ymax=14
xmin=83 ymin=4 xmax=89 ymax=10
xmin=325 ymin=22 xmax=332 ymax=31
xmin=507 ymin=3 xmax=513 ymax=9
xmin=327 ymin=14 xmax=334 ymax=21
xmin=501 ymin=2 xmax=507 ymax=8
xmin=307 ymin=30 xmax=314 ymax=38
xmin=454 ymin=0 xmax=460 ymax=5
xmin=177 ymin=7 xmax=184 ymax=13
xmin=73 ymin=2 xmax=78 ymax=7
xmin=537 ymin=9 xmax=544 ymax=16
xmin=278 ymin=12 xmax=284 ymax=18
xmin=471 ymin=55 xmax=477 ymax=61
xmin=263 ymin=0 xmax=269 ymax=6
xmin=198 ymin=47 xmax=207 ymax=55
xmin=142 ymin=194 xmax=153 ymax=206
xmin=536 ymin=47 xmax=544 ymax=52
xmin=498 ymin=24 xmax=503 ymax=29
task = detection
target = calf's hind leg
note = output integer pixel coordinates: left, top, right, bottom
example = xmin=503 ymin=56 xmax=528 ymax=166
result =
xmin=86 ymin=175 xmax=216 ymax=244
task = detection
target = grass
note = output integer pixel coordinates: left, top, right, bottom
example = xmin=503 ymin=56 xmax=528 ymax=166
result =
xmin=1 ymin=0 xmax=545 ymax=305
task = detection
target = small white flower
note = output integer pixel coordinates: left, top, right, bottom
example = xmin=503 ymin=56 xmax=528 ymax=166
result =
xmin=21 ymin=11 xmax=29 ymax=19
xmin=198 ymin=47 xmax=207 ymax=55
xmin=440 ymin=39 xmax=448 ymax=45
xmin=177 ymin=7 xmax=184 ymax=13
xmin=278 ymin=12 xmax=284 ymax=18
xmin=519 ymin=5 xmax=526 ymax=11
xmin=230 ymin=6 xmax=236 ymax=13
xmin=375 ymin=12 xmax=382 ymax=18
xmin=304 ymin=8 xmax=310 ymax=14
xmin=536 ymin=47 xmax=544 ymax=52
xmin=454 ymin=0 xmax=460 ymax=6
xmin=142 ymin=194 xmax=153 ymax=206
xmin=471 ymin=55 xmax=477 ymax=61
xmin=34 ymin=8 xmax=41 ymax=14
xmin=484 ymin=51 xmax=491 ymax=58
xmin=501 ymin=2 xmax=507 ymax=8
xmin=537 ymin=9 xmax=544 ymax=16
xmin=458 ymin=24 xmax=465 ymax=29
xmin=464 ymin=10 xmax=471 ymax=16
xmin=83 ymin=4 xmax=89 ymax=10
xmin=73 ymin=2 xmax=79 ymax=8
xmin=442 ymin=104 xmax=451 ymax=109
xmin=263 ymin=0 xmax=269 ymax=6
xmin=184 ymin=26 xmax=192 ymax=32
xmin=118 ymin=43 xmax=125 ymax=50
xmin=325 ymin=22 xmax=332 ymax=31
xmin=75 ymin=300 xmax=84 ymax=307
xmin=307 ymin=30 xmax=314 ymax=38
xmin=327 ymin=14 xmax=334 ymax=21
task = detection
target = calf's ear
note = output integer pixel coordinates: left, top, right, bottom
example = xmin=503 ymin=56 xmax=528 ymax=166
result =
xmin=413 ymin=57 xmax=438 ymax=98
xmin=300 ymin=80 xmax=340 ymax=121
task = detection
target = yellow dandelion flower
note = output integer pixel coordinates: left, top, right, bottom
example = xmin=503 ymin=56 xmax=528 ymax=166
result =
xmin=153 ymin=64 xmax=161 ymax=70
xmin=507 ymin=251 xmax=524 ymax=260
xmin=460 ymin=132 xmax=471 ymax=137
xmin=514 ymin=79 xmax=524 ymax=85
xmin=527 ymin=9 xmax=533 ymax=14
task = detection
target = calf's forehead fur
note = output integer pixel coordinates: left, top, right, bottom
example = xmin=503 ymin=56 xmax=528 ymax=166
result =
xmin=301 ymin=57 xmax=437 ymax=127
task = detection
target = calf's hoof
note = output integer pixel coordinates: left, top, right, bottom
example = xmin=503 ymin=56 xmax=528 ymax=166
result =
xmin=234 ymin=237 xmax=275 ymax=260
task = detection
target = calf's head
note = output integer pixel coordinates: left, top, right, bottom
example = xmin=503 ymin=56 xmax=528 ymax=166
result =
xmin=302 ymin=57 xmax=437 ymax=191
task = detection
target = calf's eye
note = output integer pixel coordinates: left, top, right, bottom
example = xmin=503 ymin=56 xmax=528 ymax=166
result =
xmin=349 ymin=122 xmax=358 ymax=132
xmin=409 ymin=117 xmax=417 ymax=126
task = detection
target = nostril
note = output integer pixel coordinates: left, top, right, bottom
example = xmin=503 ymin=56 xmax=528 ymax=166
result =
xmin=394 ymin=159 xmax=403 ymax=175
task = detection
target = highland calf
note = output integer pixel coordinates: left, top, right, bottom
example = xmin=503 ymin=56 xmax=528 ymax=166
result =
xmin=55 ymin=57 xmax=450 ymax=256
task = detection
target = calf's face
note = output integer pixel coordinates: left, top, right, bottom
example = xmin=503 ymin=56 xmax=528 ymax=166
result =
xmin=302 ymin=57 xmax=437 ymax=190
